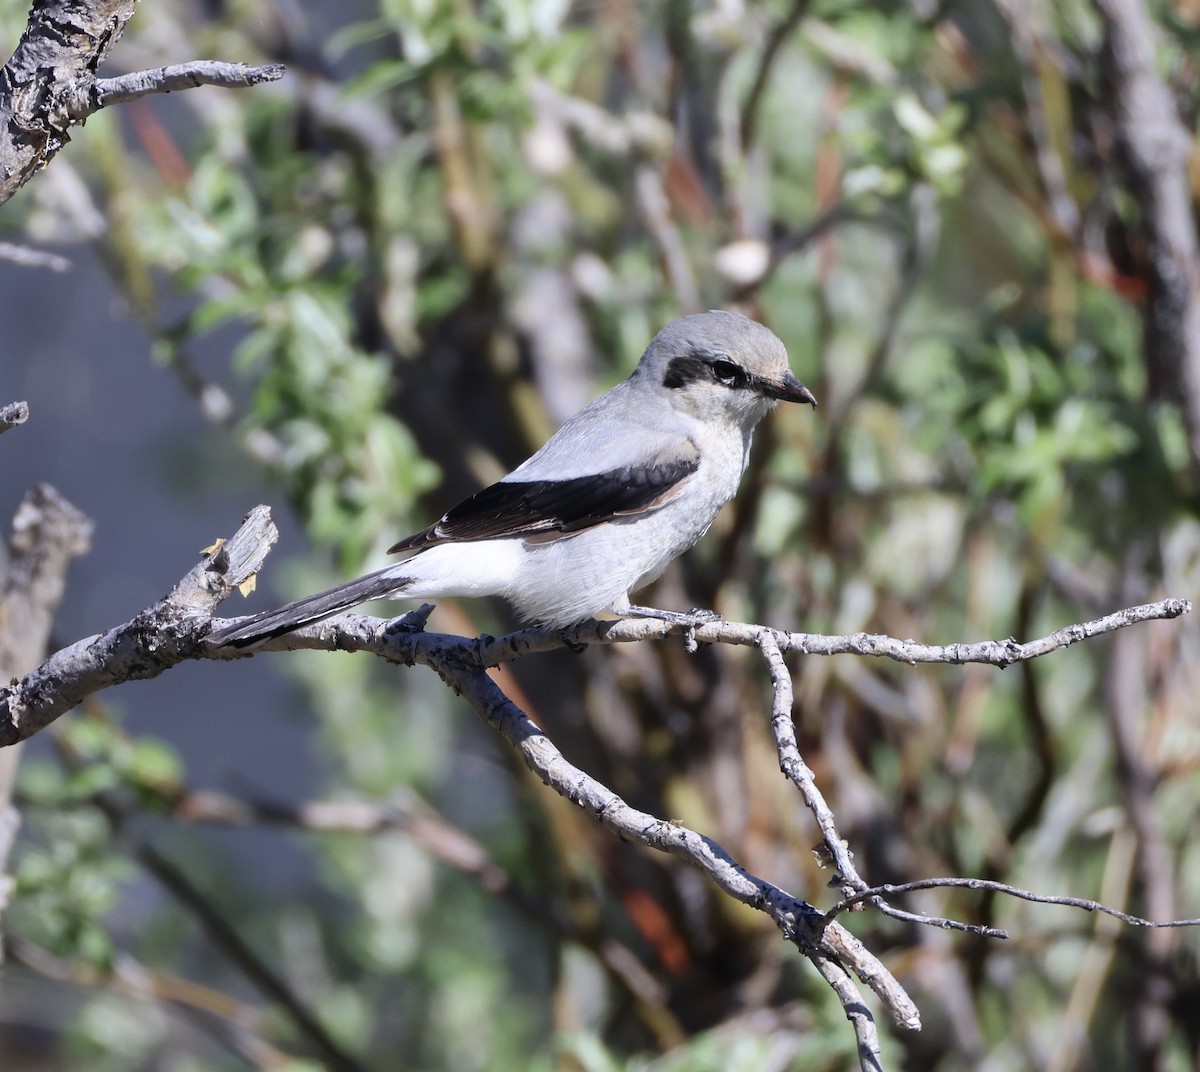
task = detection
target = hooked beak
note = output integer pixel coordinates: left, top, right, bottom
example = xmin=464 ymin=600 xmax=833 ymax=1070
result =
xmin=763 ymin=371 xmax=818 ymax=407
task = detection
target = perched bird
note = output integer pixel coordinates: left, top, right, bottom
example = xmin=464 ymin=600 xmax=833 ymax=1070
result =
xmin=210 ymin=310 xmax=815 ymax=647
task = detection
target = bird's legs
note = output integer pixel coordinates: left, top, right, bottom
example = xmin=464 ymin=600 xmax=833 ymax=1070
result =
xmin=620 ymin=604 xmax=723 ymax=652
xmin=621 ymin=604 xmax=723 ymax=628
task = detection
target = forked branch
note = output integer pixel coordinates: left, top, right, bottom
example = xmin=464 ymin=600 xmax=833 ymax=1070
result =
xmin=0 ymin=504 xmax=1193 ymax=1071
xmin=0 ymin=0 xmax=284 ymax=207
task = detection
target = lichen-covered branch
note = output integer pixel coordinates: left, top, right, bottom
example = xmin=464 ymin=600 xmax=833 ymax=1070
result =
xmin=65 ymin=60 xmax=285 ymax=117
xmin=0 ymin=0 xmax=283 ymax=207
xmin=0 ymin=0 xmax=136 ymax=207
xmin=0 ymin=503 xmax=1188 ymax=750
xmin=0 ymin=505 xmax=275 ymax=746
xmin=0 ymin=402 xmax=29 ymax=435
xmin=1 ymin=504 xmax=1194 ymax=1069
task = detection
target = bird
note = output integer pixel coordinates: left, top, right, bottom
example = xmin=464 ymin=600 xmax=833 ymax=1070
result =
xmin=209 ymin=310 xmax=816 ymax=648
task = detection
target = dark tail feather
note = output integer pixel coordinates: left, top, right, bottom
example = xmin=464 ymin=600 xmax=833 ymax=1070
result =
xmin=209 ymin=568 xmax=408 ymax=648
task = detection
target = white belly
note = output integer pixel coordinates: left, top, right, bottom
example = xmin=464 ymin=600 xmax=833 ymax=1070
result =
xmin=398 ymin=424 xmax=750 ymax=626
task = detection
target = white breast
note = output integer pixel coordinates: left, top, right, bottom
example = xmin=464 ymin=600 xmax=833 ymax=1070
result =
xmin=395 ymin=418 xmax=753 ymax=627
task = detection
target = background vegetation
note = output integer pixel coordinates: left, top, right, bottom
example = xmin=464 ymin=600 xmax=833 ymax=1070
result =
xmin=1 ymin=0 xmax=1198 ymax=1069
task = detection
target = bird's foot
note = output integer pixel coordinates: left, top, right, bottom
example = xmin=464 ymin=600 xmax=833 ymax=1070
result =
xmin=623 ymin=604 xmax=722 ymax=628
xmin=622 ymin=605 xmax=723 ymax=652
xmin=381 ymin=603 xmax=435 ymax=636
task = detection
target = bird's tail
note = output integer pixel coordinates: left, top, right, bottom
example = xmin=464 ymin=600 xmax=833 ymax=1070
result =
xmin=209 ymin=567 xmax=409 ymax=648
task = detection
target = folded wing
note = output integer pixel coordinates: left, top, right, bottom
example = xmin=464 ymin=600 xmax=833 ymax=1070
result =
xmin=390 ymin=447 xmax=700 ymax=554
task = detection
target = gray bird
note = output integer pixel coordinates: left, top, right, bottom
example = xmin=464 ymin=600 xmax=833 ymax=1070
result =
xmin=210 ymin=310 xmax=815 ymax=647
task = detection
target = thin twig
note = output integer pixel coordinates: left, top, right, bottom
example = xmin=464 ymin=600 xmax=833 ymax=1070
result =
xmin=756 ymin=633 xmax=1008 ymax=939
xmin=992 ymin=0 xmax=1080 ymax=238
xmin=826 ymin=875 xmax=1200 ymax=930
xmin=58 ymin=62 xmax=286 ymax=123
xmin=133 ymin=836 xmax=367 ymax=1072
xmin=157 ymin=337 xmax=237 ymax=425
xmin=480 ymin=597 xmax=1192 ymax=667
xmin=0 ymin=243 xmax=71 ymax=272
xmin=757 ymin=632 xmax=859 ymax=887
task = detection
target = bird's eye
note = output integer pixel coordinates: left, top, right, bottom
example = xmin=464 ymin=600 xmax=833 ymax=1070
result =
xmin=710 ymin=359 xmax=743 ymax=386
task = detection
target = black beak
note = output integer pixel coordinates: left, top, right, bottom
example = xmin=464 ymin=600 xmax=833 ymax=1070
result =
xmin=764 ymin=371 xmax=818 ymax=407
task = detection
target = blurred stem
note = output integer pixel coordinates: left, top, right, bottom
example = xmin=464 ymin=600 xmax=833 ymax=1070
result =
xmin=968 ymin=573 xmax=1057 ymax=946
xmin=739 ymin=0 xmax=813 ymax=152
xmin=1104 ymin=548 xmax=1178 ymax=1066
xmin=87 ymin=112 xmax=157 ymax=318
xmin=1045 ymin=825 xmax=1136 ymax=1072
xmin=429 ymin=65 xmax=500 ymax=274
xmin=53 ymin=724 xmax=368 ymax=1072
xmin=0 ymin=488 xmax=93 ymax=931
xmin=7 ymin=935 xmax=293 ymax=1070
xmin=83 ymin=110 xmax=238 ymax=424
xmin=131 ymin=838 xmax=370 ymax=1072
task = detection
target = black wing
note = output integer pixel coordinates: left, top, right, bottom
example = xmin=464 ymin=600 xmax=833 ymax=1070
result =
xmin=389 ymin=455 xmax=699 ymax=553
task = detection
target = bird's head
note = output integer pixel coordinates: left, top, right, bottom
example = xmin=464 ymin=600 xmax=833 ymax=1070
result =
xmin=637 ymin=310 xmax=817 ymax=429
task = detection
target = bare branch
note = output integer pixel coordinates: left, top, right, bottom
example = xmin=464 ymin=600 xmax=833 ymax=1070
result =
xmin=757 ymin=630 xmax=1010 ymax=941
xmin=119 ymin=818 xmax=366 ymax=1071
xmin=2 ymin=506 xmax=1193 ymax=1065
xmin=827 ymin=876 xmax=1200 ymax=930
xmin=0 ymin=402 xmax=29 ymax=435
xmin=993 ymin=0 xmax=1081 ymax=239
xmin=0 ymin=505 xmax=275 ymax=746
xmin=156 ymin=785 xmax=681 ymax=1021
xmin=636 ymin=165 xmax=700 ymax=314
xmin=0 ymin=242 xmax=71 ymax=271
xmin=481 ymin=597 xmax=1192 ymax=667
xmin=0 ymin=485 xmax=94 ymax=678
xmin=0 ymin=0 xmax=137 ymax=206
xmin=810 ymin=952 xmax=887 ymax=1072
xmin=3 ymin=528 xmax=1186 ymax=748
xmin=426 ymin=651 xmax=922 ymax=1042
xmin=0 ymin=0 xmax=284 ymax=208
xmin=58 ymin=61 xmax=285 ymax=124
xmin=757 ymin=632 xmax=858 ymax=886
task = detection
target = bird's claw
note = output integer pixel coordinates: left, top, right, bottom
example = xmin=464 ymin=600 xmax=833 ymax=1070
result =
xmin=382 ymin=603 xmax=434 ymax=636
xmin=621 ymin=604 xmax=721 ymax=651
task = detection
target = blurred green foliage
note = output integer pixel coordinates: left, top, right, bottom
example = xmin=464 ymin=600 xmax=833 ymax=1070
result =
xmin=3 ymin=0 xmax=1200 ymax=1070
